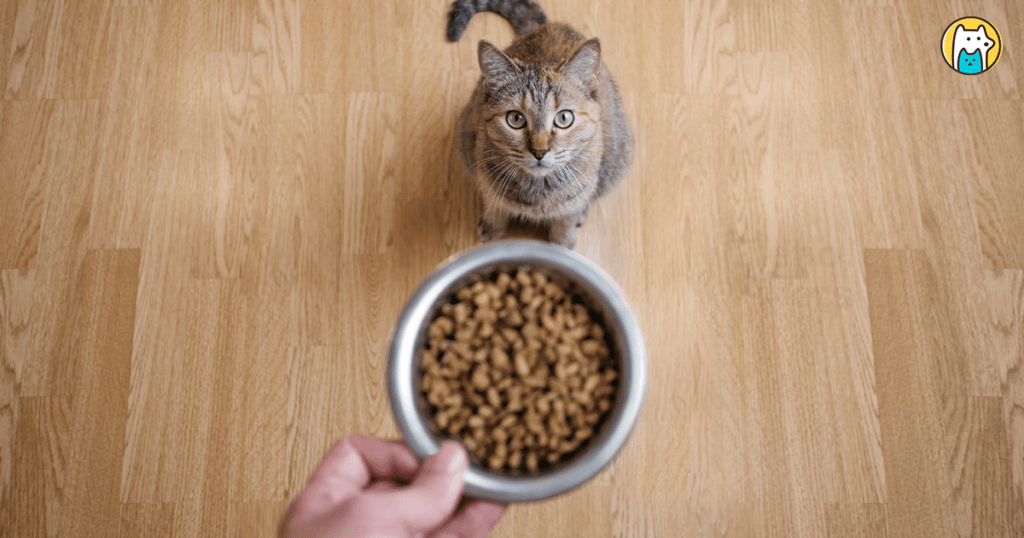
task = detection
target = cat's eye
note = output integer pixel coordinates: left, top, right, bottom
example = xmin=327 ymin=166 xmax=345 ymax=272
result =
xmin=506 ymin=111 xmax=526 ymax=129
xmin=554 ymin=110 xmax=574 ymax=129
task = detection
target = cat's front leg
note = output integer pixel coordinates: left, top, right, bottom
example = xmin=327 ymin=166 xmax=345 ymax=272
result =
xmin=478 ymin=210 xmax=510 ymax=242
xmin=548 ymin=207 xmax=590 ymax=249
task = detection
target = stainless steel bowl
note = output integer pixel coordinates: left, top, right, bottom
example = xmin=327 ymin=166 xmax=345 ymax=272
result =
xmin=386 ymin=240 xmax=647 ymax=503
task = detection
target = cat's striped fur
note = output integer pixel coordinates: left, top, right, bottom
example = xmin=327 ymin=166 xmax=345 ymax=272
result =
xmin=447 ymin=0 xmax=548 ymax=41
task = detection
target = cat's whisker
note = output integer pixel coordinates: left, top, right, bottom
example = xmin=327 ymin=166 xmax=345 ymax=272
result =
xmin=492 ymin=162 xmax=517 ymax=202
xmin=496 ymin=168 xmax=517 ymax=219
xmin=482 ymin=164 xmax=508 ymax=220
xmin=563 ymin=163 xmax=585 ymax=199
xmin=471 ymin=149 xmax=506 ymax=162
xmin=570 ymin=164 xmax=591 ymax=202
xmin=484 ymin=161 xmax=518 ymax=221
xmin=471 ymin=155 xmax=507 ymax=169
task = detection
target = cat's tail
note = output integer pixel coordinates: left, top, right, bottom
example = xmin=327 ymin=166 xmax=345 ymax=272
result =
xmin=446 ymin=0 xmax=548 ymax=42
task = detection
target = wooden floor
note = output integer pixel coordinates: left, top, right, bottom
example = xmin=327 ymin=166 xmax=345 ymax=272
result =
xmin=1 ymin=0 xmax=1023 ymax=536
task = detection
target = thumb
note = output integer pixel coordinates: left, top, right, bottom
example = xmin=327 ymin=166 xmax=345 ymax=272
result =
xmin=389 ymin=441 xmax=468 ymax=533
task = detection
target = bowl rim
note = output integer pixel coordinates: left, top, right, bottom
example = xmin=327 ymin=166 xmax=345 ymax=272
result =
xmin=386 ymin=240 xmax=647 ymax=503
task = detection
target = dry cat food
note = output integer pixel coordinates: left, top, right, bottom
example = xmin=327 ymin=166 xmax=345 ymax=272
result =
xmin=420 ymin=268 xmax=618 ymax=473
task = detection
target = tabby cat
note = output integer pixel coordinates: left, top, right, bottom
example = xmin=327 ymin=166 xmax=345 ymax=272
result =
xmin=448 ymin=0 xmax=633 ymax=248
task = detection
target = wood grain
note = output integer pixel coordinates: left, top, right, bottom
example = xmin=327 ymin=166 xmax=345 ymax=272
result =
xmin=909 ymin=98 xmax=1016 ymax=397
xmin=4 ymin=0 xmax=63 ymax=100
xmin=959 ymin=100 xmax=1024 ymax=270
xmin=1 ymin=101 xmax=101 ymax=404
xmin=192 ymin=51 xmax=269 ymax=279
xmin=61 ymin=250 xmax=138 ymax=538
xmin=866 ymin=249 xmax=1024 ymax=537
xmin=0 ymin=100 xmax=56 ymax=269
xmin=1 ymin=249 xmax=140 ymax=538
xmin=634 ymin=0 xmax=736 ymax=94
xmin=120 ymin=151 xmax=194 ymax=503
xmin=0 ymin=3 xmax=15 ymax=99
xmin=824 ymin=503 xmax=888 ymax=538
xmin=227 ymin=501 xmax=290 ymax=538
xmin=251 ymin=0 xmax=299 ymax=94
xmin=2 ymin=0 xmax=1023 ymax=536
xmin=993 ymin=268 xmax=1024 ymax=508
xmin=118 ymin=503 xmax=175 ymax=538
xmin=84 ymin=6 xmax=162 ymax=250
xmin=865 ymin=249 xmax=964 ymax=538
xmin=300 ymin=0 xmax=398 ymax=93
xmin=0 ymin=396 xmax=70 ymax=538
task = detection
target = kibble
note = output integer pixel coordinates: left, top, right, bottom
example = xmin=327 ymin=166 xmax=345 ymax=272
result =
xmin=421 ymin=269 xmax=618 ymax=473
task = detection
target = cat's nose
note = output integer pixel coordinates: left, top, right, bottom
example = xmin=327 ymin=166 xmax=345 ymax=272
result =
xmin=530 ymin=148 xmax=549 ymax=160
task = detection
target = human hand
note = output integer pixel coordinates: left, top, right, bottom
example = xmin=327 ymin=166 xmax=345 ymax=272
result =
xmin=283 ymin=435 xmax=507 ymax=538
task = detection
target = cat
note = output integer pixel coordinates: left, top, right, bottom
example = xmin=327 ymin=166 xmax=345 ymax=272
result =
xmin=952 ymin=24 xmax=994 ymax=74
xmin=958 ymin=49 xmax=984 ymax=74
xmin=447 ymin=0 xmax=634 ymax=249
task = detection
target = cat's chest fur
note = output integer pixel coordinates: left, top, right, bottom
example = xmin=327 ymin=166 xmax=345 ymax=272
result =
xmin=475 ymin=157 xmax=599 ymax=220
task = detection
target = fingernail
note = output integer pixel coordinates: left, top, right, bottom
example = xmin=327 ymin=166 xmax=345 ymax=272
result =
xmin=445 ymin=442 xmax=467 ymax=474
xmin=440 ymin=442 xmax=466 ymax=495
xmin=448 ymin=469 xmax=464 ymax=496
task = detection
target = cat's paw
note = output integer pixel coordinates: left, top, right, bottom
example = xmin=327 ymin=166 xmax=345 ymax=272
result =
xmin=548 ymin=225 xmax=579 ymax=249
xmin=550 ymin=235 xmax=577 ymax=249
xmin=478 ymin=216 xmax=508 ymax=242
xmin=548 ymin=212 xmax=586 ymax=249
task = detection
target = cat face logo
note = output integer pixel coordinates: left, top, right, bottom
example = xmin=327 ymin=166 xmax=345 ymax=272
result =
xmin=942 ymin=17 xmax=1002 ymax=75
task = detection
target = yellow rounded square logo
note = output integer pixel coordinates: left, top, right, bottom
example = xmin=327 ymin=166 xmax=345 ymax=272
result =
xmin=943 ymin=17 xmax=1002 ymax=75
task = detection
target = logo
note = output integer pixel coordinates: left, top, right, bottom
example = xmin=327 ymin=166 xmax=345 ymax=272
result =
xmin=942 ymin=17 xmax=1002 ymax=75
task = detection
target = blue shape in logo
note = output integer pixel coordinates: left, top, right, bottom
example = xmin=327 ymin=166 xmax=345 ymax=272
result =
xmin=958 ymin=49 xmax=984 ymax=74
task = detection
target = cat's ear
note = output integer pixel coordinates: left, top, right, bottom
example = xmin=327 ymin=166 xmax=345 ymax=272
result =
xmin=561 ymin=38 xmax=601 ymax=91
xmin=954 ymin=24 xmax=965 ymax=37
xmin=478 ymin=41 xmax=519 ymax=89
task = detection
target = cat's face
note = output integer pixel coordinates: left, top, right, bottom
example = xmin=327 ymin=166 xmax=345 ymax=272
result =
xmin=958 ymin=50 xmax=984 ymax=74
xmin=476 ymin=41 xmax=602 ymax=181
xmin=483 ymin=79 xmax=600 ymax=178
xmin=954 ymin=25 xmax=994 ymax=55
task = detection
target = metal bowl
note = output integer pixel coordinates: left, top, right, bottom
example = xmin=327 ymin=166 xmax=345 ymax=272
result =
xmin=386 ymin=240 xmax=647 ymax=503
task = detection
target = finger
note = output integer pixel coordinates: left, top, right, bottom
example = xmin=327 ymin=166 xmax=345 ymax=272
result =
xmin=429 ymin=500 xmax=508 ymax=538
xmin=293 ymin=436 xmax=419 ymax=521
xmin=309 ymin=436 xmax=418 ymax=491
xmin=348 ymin=436 xmax=421 ymax=480
xmin=365 ymin=479 xmax=402 ymax=493
xmin=384 ymin=441 xmax=469 ymax=533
